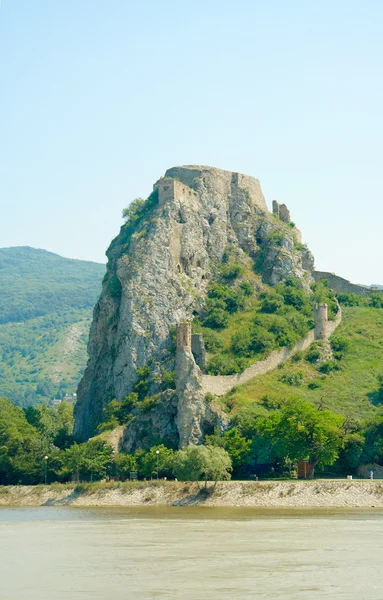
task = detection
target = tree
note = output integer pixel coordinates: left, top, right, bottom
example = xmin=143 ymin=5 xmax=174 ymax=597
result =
xmin=112 ymin=453 xmax=137 ymax=481
xmin=173 ymin=445 xmax=232 ymax=489
xmin=256 ymin=399 xmax=345 ymax=478
xmin=82 ymin=440 xmax=114 ymax=481
xmin=62 ymin=439 xmax=114 ymax=482
xmin=137 ymin=445 xmax=174 ymax=479
xmin=0 ymin=397 xmax=43 ymax=484
xmin=205 ymin=428 xmax=251 ymax=469
xmin=62 ymin=443 xmax=85 ymax=482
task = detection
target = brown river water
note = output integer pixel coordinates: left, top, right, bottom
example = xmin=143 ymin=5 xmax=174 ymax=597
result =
xmin=1 ymin=507 xmax=383 ymax=599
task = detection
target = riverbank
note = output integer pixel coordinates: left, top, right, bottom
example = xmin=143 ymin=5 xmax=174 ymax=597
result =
xmin=1 ymin=480 xmax=383 ymax=508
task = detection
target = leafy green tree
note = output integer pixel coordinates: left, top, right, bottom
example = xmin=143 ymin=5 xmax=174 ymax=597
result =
xmin=137 ymin=445 xmax=175 ymax=479
xmin=205 ymin=428 xmax=251 ymax=469
xmin=62 ymin=439 xmax=113 ymax=482
xmin=256 ymin=399 xmax=345 ymax=478
xmin=62 ymin=442 xmax=86 ymax=482
xmin=82 ymin=440 xmax=114 ymax=481
xmin=0 ymin=397 xmax=46 ymax=484
xmin=112 ymin=453 xmax=138 ymax=481
xmin=122 ymin=198 xmax=146 ymax=224
xmin=173 ymin=445 xmax=232 ymax=488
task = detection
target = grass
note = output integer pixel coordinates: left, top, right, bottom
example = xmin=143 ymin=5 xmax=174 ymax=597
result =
xmin=220 ymin=306 xmax=383 ymax=421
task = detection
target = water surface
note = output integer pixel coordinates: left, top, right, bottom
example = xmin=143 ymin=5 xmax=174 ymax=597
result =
xmin=1 ymin=507 xmax=382 ymax=599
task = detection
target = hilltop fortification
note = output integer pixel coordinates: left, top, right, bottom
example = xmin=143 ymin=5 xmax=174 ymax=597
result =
xmin=74 ymin=165 xmax=314 ymax=441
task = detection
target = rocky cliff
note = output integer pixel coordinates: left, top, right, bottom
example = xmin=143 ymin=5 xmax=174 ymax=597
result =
xmin=74 ymin=165 xmax=314 ymax=442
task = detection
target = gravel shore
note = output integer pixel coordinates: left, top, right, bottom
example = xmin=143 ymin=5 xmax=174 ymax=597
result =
xmin=1 ymin=480 xmax=383 ymax=508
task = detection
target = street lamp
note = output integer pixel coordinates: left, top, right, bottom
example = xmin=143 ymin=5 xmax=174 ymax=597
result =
xmin=44 ymin=456 xmax=48 ymax=485
xmin=156 ymin=450 xmax=159 ymax=480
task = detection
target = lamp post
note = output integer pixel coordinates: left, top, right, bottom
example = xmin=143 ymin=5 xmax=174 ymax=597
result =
xmin=44 ymin=456 xmax=48 ymax=485
xmin=156 ymin=450 xmax=159 ymax=480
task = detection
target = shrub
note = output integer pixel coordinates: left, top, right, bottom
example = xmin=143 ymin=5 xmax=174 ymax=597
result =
xmin=291 ymin=350 xmax=303 ymax=363
xmin=319 ymin=360 xmax=339 ymax=374
xmin=231 ymin=329 xmax=253 ymax=358
xmin=140 ymin=396 xmax=160 ymax=414
xmin=220 ymin=262 xmax=244 ymax=280
xmin=269 ymin=230 xmax=285 ymax=246
xmin=280 ymin=371 xmax=304 ymax=386
xmin=240 ymin=281 xmax=253 ymax=296
xmin=207 ymin=355 xmax=248 ymax=375
xmin=202 ymin=329 xmax=223 ymax=352
xmin=207 ymin=285 xmax=245 ymax=314
xmin=260 ymin=291 xmax=284 ymax=313
xmin=306 ymin=344 xmax=322 ymax=363
xmin=161 ymin=371 xmax=176 ymax=391
xmin=337 ymin=293 xmax=363 ymax=307
xmin=281 ymin=287 xmax=307 ymax=310
xmin=119 ymin=393 xmax=139 ymax=422
xmin=134 ymin=366 xmax=151 ymax=400
xmin=202 ymin=308 xmax=229 ymax=329
xmin=248 ymin=325 xmax=276 ymax=354
xmin=330 ymin=336 xmax=350 ymax=360
xmin=308 ymin=380 xmax=321 ymax=390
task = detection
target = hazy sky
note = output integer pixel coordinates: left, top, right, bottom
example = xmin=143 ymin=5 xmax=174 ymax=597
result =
xmin=1 ymin=1 xmax=382 ymax=284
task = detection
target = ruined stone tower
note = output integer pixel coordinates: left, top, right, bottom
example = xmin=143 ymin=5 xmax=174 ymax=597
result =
xmin=314 ymin=303 xmax=328 ymax=339
xmin=176 ymin=322 xmax=192 ymax=351
xmin=157 ymin=178 xmax=197 ymax=206
xmin=272 ymin=200 xmax=291 ymax=223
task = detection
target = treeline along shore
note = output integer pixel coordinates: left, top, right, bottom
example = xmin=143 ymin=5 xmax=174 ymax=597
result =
xmin=2 ymin=480 xmax=383 ymax=509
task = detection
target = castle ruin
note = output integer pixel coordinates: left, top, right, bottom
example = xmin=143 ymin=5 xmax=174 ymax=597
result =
xmin=176 ymin=322 xmax=206 ymax=370
xmin=176 ymin=322 xmax=192 ymax=351
xmin=157 ymin=178 xmax=198 ymax=206
xmin=314 ymin=303 xmax=328 ymax=340
xmin=272 ymin=200 xmax=291 ymax=223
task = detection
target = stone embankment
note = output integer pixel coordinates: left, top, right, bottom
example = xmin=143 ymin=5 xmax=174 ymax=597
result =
xmin=2 ymin=478 xmax=383 ymax=509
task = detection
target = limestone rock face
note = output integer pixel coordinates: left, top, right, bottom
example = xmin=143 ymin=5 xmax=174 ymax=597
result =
xmin=121 ymin=391 xmax=179 ymax=452
xmin=175 ymin=347 xmax=227 ymax=446
xmin=74 ymin=165 xmax=314 ymax=440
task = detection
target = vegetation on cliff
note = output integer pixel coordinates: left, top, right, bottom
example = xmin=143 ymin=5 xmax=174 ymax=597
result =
xmin=192 ymin=250 xmax=337 ymax=375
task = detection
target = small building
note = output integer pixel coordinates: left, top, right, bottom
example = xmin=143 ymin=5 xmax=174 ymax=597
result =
xmin=297 ymin=461 xmax=310 ymax=479
xmin=62 ymin=393 xmax=77 ymax=405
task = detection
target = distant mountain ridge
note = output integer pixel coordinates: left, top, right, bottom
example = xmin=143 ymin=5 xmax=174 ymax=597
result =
xmin=0 ymin=246 xmax=105 ymax=324
xmin=0 ymin=247 xmax=105 ymax=406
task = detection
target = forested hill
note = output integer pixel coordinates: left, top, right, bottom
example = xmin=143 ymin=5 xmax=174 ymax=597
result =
xmin=0 ymin=247 xmax=105 ymax=407
xmin=0 ymin=246 xmax=105 ymax=324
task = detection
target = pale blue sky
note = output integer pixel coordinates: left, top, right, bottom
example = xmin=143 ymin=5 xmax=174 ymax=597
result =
xmin=1 ymin=1 xmax=382 ymax=284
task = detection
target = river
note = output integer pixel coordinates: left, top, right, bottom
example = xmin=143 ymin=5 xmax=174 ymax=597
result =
xmin=1 ymin=507 xmax=383 ymax=599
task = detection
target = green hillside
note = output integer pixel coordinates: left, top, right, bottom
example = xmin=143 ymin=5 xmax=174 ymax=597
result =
xmin=219 ymin=305 xmax=383 ymax=423
xmin=0 ymin=246 xmax=104 ymax=323
xmin=0 ymin=247 xmax=105 ymax=406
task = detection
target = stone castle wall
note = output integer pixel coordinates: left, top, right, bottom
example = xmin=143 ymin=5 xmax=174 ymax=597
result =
xmin=313 ymin=271 xmax=370 ymax=296
xmin=191 ymin=334 xmax=207 ymax=370
xmin=200 ymin=305 xmax=342 ymax=397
